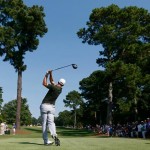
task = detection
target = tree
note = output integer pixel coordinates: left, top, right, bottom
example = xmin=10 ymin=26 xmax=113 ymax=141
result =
xmin=77 ymin=4 xmax=150 ymax=124
xmin=63 ymin=90 xmax=83 ymax=128
xmin=0 ymin=87 xmax=3 ymax=112
xmin=37 ymin=116 xmax=42 ymax=126
xmin=31 ymin=117 xmax=38 ymax=126
xmin=0 ymin=87 xmax=3 ymax=122
xmin=0 ymin=0 xmax=47 ymax=129
xmin=56 ymin=110 xmax=73 ymax=127
xmin=1 ymin=98 xmax=32 ymax=125
xmin=79 ymin=70 xmax=108 ymax=125
xmin=137 ymin=74 xmax=150 ymax=119
xmin=111 ymin=62 xmax=143 ymax=122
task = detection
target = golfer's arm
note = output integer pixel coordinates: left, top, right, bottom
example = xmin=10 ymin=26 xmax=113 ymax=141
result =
xmin=43 ymin=74 xmax=48 ymax=87
xmin=49 ymin=71 xmax=55 ymax=85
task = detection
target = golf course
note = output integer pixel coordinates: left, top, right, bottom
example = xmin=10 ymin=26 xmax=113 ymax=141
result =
xmin=0 ymin=126 xmax=149 ymax=150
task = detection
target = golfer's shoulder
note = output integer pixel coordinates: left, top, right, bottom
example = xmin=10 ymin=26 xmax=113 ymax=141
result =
xmin=51 ymin=81 xmax=56 ymax=85
xmin=46 ymin=83 xmax=57 ymax=89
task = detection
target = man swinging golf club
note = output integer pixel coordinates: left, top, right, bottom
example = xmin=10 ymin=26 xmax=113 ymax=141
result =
xmin=40 ymin=70 xmax=65 ymax=146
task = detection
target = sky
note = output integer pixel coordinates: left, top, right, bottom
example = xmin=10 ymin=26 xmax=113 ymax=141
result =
xmin=0 ymin=0 xmax=150 ymax=119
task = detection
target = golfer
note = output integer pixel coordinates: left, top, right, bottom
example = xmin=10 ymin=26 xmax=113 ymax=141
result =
xmin=40 ymin=70 xmax=65 ymax=146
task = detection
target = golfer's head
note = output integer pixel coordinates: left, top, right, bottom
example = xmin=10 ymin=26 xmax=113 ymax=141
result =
xmin=58 ymin=78 xmax=66 ymax=86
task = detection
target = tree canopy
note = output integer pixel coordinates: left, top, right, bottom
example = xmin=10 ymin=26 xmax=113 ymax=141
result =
xmin=2 ymin=98 xmax=32 ymax=125
xmin=77 ymin=4 xmax=150 ymax=124
xmin=63 ymin=90 xmax=83 ymax=128
xmin=0 ymin=0 xmax=47 ymax=70
xmin=0 ymin=0 xmax=47 ymax=129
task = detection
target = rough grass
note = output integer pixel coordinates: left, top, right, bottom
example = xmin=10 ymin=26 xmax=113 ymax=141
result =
xmin=0 ymin=126 xmax=149 ymax=150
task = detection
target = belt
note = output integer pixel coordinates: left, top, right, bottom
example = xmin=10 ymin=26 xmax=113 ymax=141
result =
xmin=42 ymin=103 xmax=54 ymax=105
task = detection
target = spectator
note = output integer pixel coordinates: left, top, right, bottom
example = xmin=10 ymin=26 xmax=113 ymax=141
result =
xmin=12 ymin=123 xmax=16 ymax=135
xmin=141 ymin=121 xmax=147 ymax=139
xmin=0 ymin=121 xmax=5 ymax=135
xmin=108 ymin=125 xmax=113 ymax=137
xmin=137 ymin=121 xmax=142 ymax=138
xmin=146 ymin=118 xmax=150 ymax=137
xmin=130 ymin=122 xmax=137 ymax=138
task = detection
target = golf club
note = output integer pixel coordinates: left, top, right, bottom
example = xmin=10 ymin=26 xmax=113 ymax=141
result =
xmin=52 ymin=64 xmax=78 ymax=71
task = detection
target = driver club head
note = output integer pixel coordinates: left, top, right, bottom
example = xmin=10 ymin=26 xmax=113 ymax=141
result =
xmin=51 ymin=63 xmax=78 ymax=72
xmin=72 ymin=64 xmax=78 ymax=69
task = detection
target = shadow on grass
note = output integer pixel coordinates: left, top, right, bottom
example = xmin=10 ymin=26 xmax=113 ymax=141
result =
xmin=25 ymin=126 xmax=94 ymax=137
xmin=56 ymin=127 xmax=94 ymax=137
xmin=23 ymin=126 xmax=95 ymax=137
xmin=18 ymin=142 xmax=44 ymax=145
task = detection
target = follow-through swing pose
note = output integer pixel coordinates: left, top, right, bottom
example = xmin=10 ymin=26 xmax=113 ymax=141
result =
xmin=40 ymin=70 xmax=66 ymax=146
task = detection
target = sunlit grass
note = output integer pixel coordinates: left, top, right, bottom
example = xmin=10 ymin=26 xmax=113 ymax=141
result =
xmin=0 ymin=126 xmax=149 ymax=150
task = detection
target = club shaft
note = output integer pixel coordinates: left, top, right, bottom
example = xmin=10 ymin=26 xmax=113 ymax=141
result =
xmin=52 ymin=64 xmax=72 ymax=71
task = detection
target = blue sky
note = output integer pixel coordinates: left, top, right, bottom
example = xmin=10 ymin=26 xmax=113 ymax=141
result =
xmin=0 ymin=0 xmax=149 ymax=119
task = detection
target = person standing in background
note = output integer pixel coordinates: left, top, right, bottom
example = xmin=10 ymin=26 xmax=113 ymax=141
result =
xmin=0 ymin=121 xmax=5 ymax=135
xmin=12 ymin=123 xmax=16 ymax=135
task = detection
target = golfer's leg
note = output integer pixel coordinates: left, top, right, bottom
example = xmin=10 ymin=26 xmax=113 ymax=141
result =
xmin=41 ymin=112 xmax=48 ymax=143
xmin=47 ymin=113 xmax=57 ymax=136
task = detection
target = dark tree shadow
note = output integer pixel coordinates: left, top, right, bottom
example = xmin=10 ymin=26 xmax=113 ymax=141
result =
xmin=18 ymin=142 xmax=43 ymax=145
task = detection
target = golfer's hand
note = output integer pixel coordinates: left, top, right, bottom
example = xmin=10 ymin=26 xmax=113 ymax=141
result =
xmin=45 ymin=71 xmax=49 ymax=77
xmin=48 ymin=70 xmax=52 ymax=74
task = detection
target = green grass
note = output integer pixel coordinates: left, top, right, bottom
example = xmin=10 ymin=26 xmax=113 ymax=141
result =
xmin=0 ymin=126 xmax=149 ymax=150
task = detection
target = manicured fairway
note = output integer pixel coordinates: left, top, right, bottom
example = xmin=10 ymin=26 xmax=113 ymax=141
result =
xmin=0 ymin=127 xmax=149 ymax=150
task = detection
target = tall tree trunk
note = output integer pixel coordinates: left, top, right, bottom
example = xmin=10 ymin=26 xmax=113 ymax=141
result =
xmin=74 ymin=109 xmax=76 ymax=128
xmin=16 ymin=70 xmax=22 ymax=129
xmin=134 ymin=95 xmax=138 ymax=121
xmin=107 ymin=82 xmax=113 ymax=125
xmin=94 ymin=111 xmax=97 ymax=120
xmin=0 ymin=87 xmax=3 ymax=112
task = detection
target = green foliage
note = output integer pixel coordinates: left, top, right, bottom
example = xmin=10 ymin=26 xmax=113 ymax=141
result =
xmin=63 ymin=91 xmax=83 ymax=128
xmin=1 ymin=98 xmax=32 ymax=125
xmin=117 ymin=98 xmax=132 ymax=112
xmin=77 ymin=4 xmax=150 ymax=66
xmin=36 ymin=116 xmax=42 ymax=125
xmin=79 ymin=70 xmax=108 ymax=105
xmin=31 ymin=117 xmax=38 ymax=126
xmin=0 ymin=0 xmax=47 ymax=129
xmin=56 ymin=110 xmax=73 ymax=126
xmin=79 ymin=70 xmax=108 ymax=125
xmin=0 ymin=0 xmax=47 ymax=71
xmin=63 ymin=90 xmax=83 ymax=110
xmin=77 ymin=4 xmax=150 ymax=123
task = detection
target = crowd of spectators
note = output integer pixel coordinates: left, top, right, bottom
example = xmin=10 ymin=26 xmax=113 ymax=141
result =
xmin=87 ymin=118 xmax=150 ymax=139
xmin=0 ymin=121 xmax=16 ymax=135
